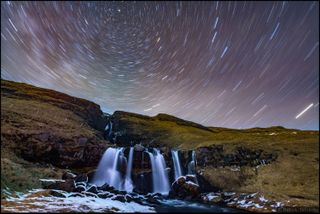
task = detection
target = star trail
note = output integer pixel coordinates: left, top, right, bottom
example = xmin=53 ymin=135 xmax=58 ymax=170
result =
xmin=1 ymin=1 xmax=319 ymax=130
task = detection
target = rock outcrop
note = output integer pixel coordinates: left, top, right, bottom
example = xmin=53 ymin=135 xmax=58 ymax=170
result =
xmin=169 ymin=175 xmax=200 ymax=200
xmin=1 ymin=79 xmax=110 ymax=195
xmin=1 ymin=79 xmax=110 ymax=168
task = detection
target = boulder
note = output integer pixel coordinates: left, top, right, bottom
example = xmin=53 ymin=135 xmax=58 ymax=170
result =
xmin=201 ymin=192 xmax=223 ymax=204
xmin=75 ymin=185 xmax=86 ymax=193
xmin=98 ymin=192 xmax=113 ymax=199
xmin=125 ymin=194 xmax=133 ymax=202
xmin=134 ymin=143 xmax=145 ymax=152
xmin=62 ymin=171 xmax=77 ymax=180
xmin=146 ymin=197 xmax=161 ymax=204
xmin=68 ymin=193 xmax=86 ymax=198
xmin=111 ymin=194 xmax=126 ymax=202
xmin=81 ymin=191 xmax=98 ymax=198
xmin=170 ymin=176 xmax=200 ymax=199
xmin=98 ymin=183 xmax=114 ymax=192
xmin=50 ymin=190 xmax=67 ymax=198
xmin=43 ymin=179 xmax=76 ymax=192
xmin=87 ymin=185 xmax=98 ymax=194
xmin=186 ymin=175 xmax=198 ymax=184
xmin=75 ymin=173 xmax=88 ymax=183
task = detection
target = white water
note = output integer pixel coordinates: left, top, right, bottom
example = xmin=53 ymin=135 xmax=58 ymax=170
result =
xmin=124 ymin=147 xmax=134 ymax=192
xmin=171 ymin=150 xmax=183 ymax=180
xmin=148 ymin=148 xmax=170 ymax=195
xmin=92 ymin=147 xmax=134 ymax=192
xmin=187 ymin=150 xmax=196 ymax=175
xmin=92 ymin=147 xmax=123 ymax=189
xmin=109 ymin=121 xmax=113 ymax=136
xmin=187 ymin=150 xmax=198 ymax=184
xmin=104 ymin=121 xmax=113 ymax=137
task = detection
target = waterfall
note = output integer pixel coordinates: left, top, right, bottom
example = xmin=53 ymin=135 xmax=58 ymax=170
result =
xmin=171 ymin=150 xmax=183 ymax=180
xmin=187 ymin=150 xmax=197 ymax=175
xmin=187 ymin=150 xmax=198 ymax=183
xmin=92 ymin=147 xmax=123 ymax=189
xmin=104 ymin=121 xmax=113 ymax=137
xmin=124 ymin=147 xmax=134 ymax=192
xmin=147 ymin=148 xmax=170 ymax=195
xmin=92 ymin=147 xmax=134 ymax=192
xmin=109 ymin=121 xmax=113 ymax=136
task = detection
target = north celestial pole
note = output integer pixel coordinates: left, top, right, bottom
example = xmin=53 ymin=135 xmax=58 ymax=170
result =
xmin=1 ymin=1 xmax=319 ymax=130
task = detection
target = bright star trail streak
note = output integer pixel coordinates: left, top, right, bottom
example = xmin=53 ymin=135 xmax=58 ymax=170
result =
xmin=1 ymin=1 xmax=319 ymax=130
xmin=295 ymin=103 xmax=314 ymax=119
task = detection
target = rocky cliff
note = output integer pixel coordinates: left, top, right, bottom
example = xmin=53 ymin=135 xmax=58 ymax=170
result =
xmin=1 ymin=79 xmax=111 ymax=193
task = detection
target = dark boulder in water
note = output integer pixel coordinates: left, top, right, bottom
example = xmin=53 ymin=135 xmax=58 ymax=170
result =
xmin=62 ymin=172 xmax=77 ymax=180
xmin=98 ymin=183 xmax=115 ymax=192
xmin=43 ymin=179 xmax=76 ymax=192
xmin=49 ymin=190 xmax=67 ymax=198
xmin=111 ymin=194 xmax=126 ymax=202
xmin=75 ymin=185 xmax=86 ymax=193
xmin=75 ymin=173 xmax=88 ymax=183
xmin=170 ymin=176 xmax=200 ymax=200
xmin=86 ymin=185 xmax=98 ymax=194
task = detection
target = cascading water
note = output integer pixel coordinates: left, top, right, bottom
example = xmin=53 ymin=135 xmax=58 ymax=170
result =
xmin=171 ymin=150 xmax=183 ymax=180
xmin=92 ymin=146 xmax=197 ymax=194
xmin=92 ymin=147 xmax=123 ymax=189
xmin=187 ymin=150 xmax=198 ymax=184
xmin=148 ymin=148 xmax=170 ymax=195
xmin=92 ymin=147 xmax=134 ymax=192
xmin=124 ymin=147 xmax=134 ymax=192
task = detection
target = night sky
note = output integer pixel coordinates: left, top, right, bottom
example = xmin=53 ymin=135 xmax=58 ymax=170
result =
xmin=1 ymin=1 xmax=319 ymax=130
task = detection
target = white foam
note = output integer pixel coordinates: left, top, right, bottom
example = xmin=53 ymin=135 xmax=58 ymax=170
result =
xmin=2 ymin=189 xmax=155 ymax=213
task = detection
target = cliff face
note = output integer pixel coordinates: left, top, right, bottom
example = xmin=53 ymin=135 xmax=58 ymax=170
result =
xmin=1 ymin=79 xmax=111 ymax=193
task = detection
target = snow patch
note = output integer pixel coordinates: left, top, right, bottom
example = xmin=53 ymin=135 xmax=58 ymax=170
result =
xmin=2 ymin=189 xmax=155 ymax=213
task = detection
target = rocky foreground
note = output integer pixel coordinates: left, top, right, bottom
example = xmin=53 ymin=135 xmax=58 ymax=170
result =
xmin=1 ymin=79 xmax=319 ymax=213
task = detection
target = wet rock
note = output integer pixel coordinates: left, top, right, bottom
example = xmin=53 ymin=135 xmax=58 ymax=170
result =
xmin=118 ymin=190 xmax=127 ymax=195
xmin=68 ymin=193 xmax=85 ymax=198
xmin=50 ymin=190 xmax=67 ymax=198
xmin=43 ymin=179 xmax=76 ymax=192
xmin=170 ymin=176 xmax=200 ymax=199
xmin=125 ymin=194 xmax=133 ymax=202
xmin=62 ymin=171 xmax=77 ymax=180
xmin=86 ymin=170 xmax=96 ymax=182
xmin=118 ymin=154 xmax=127 ymax=174
xmin=40 ymin=179 xmax=65 ymax=189
xmin=98 ymin=183 xmax=114 ymax=192
xmin=151 ymin=193 xmax=163 ymax=199
xmin=75 ymin=173 xmax=88 ymax=183
xmin=186 ymin=175 xmax=198 ymax=184
xmin=87 ymin=185 xmax=98 ymax=194
xmin=98 ymin=192 xmax=113 ymax=199
xmin=82 ymin=191 xmax=98 ymax=198
xmin=75 ymin=182 xmax=87 ymax=187
xmin=112 ymin=194 xmax=126 ymax=203
xmin=201 ymin=192 xmax=223 ymax=204
xmin=129 ymin=192 xmax=139 ymax=197
xmin=75 ymin=185 xmax=86 ymax=193
xmin=134 ymin=143 xmax=145 ymax=152
xmin=146 ymin=197 xmax=161 ymax=205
